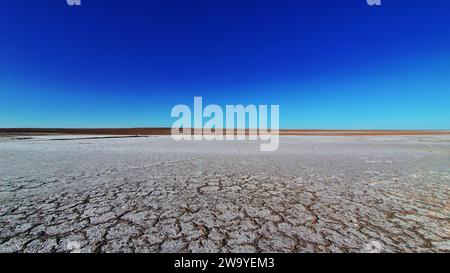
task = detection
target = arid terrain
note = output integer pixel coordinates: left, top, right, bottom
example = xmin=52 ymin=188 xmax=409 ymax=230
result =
xmin=2 ymin=128 xmax=450 ymax=136
xmin=0 ymin=133 xmax=449 ymax=253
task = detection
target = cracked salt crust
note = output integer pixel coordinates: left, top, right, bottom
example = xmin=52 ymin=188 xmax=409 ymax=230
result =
xmin=0 ymin=136 xmax=449 ymax=253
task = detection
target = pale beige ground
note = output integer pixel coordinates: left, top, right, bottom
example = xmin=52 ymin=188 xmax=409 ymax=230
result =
xmin=0 ymin=135 xmax=449 ymax=253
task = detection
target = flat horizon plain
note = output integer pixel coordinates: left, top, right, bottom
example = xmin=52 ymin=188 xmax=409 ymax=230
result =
xmin=0 ymin=133 xmax=449 ymax=253
xmin=1 ymin=128 xmax=450 ymax=136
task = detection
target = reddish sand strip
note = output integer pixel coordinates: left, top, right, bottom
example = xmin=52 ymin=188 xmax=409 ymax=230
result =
xmin=1 ymin=128 xmax=450 ymax=137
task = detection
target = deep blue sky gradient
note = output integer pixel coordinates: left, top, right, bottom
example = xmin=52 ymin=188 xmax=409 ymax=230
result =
xmin=1 ymin=0 xmax=449 ymax=129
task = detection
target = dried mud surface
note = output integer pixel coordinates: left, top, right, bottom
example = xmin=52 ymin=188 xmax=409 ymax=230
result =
xmin=0 ymin=136 xmax=449 ymax=253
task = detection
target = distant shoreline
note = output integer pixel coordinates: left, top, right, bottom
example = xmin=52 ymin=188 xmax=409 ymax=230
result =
xmin=1 ymin=128 xmax=450 ymax=136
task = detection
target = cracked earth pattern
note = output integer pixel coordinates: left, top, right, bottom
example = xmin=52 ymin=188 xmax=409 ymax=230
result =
xmin=0 ymin=135 xmax=449 ymax=253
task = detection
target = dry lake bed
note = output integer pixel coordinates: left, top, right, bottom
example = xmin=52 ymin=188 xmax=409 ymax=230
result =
xmin=0 ymin=135 xmax=449 ymax=253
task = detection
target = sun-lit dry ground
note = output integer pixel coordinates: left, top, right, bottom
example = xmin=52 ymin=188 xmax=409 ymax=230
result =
xmin=0 ymin=135 xmax=449 ymax=253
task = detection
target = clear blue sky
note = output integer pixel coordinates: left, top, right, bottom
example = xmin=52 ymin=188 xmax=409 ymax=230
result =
xmin=1 ymin=0 xmax=449 ymax=129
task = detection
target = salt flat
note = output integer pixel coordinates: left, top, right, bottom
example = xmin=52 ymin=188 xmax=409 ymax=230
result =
xmin=0 ymin=135 xmax=449 ymax=253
